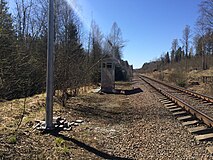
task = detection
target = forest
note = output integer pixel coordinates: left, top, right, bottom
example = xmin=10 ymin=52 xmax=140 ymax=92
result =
xmin=0 ymin=0 xmax=131 ymax=101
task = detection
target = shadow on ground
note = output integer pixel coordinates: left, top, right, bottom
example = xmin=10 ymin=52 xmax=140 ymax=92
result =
xmin=72 ymin=105 xmax=123 ymax=124
xmin=47 ymin=131 xmax=134 ymax=160
xmin=104 ymin=88 xmax=143 ymax=95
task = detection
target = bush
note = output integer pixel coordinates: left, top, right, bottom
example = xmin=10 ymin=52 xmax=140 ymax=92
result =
xmin=177 ymin=81 xmax=187 ymax=87
xmin=168 ymin=70 xmax=187 ymax=87
xmin=153 ymin=72 xmax=165 ymax=81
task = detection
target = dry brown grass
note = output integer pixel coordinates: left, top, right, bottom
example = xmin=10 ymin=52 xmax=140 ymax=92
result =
xmin=0 ymin=82 xmax=138 ymax=159
xmin=0 ymin=93 xmax=63 ymax=135
xmin=148 ymin=67 xmax=213 ymax=96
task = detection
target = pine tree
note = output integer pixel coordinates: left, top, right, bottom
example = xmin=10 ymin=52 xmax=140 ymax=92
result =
xmin=0 ymin=0 xmax=17 ymax=99
xmin=165 ymin=52 xmax=170 ymax=64
xmin=174 ymin=47 xmax=183 ymax=62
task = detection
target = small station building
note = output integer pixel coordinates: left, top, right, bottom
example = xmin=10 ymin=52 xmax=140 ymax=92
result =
xmin=100 ymin=56 xmax=133 ymax=93
xmin=101 ymin=57 xmax=118 ymax=93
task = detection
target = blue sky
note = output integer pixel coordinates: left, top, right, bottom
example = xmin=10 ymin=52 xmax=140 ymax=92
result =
xmin=77 ymin=0 xmax=202 ymax=68
xmin=8 ymin=0 xmax=202 ymax=69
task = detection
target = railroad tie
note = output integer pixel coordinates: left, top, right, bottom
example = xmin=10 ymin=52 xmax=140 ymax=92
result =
xmin=182 ymin=120 xmax=199 ymax=126
xmin=161 ymin=100 xmax=173 ymax=104
xmin=169 ymin=107 xmax=183 ymax=112
xmin=177 ymin=115 xmax=192 ymax=121
xmin=159 ymin=97 xmax=168 ymax=100
xmin=187 ymin=126 xmax=207 ymax=133
xmin=164 ymin=103 xmax=176 ymax=107
xmin=172 ymin=111 xmax=187 ymax=116
xmin=195 ymin=133 xmax=213 ymax=141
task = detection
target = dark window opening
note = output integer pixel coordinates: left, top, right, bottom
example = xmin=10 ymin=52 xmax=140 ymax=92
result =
xmin=107 ymin=63 xmax=112 ymax=68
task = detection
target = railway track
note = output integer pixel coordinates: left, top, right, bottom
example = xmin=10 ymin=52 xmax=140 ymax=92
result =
xmin=140 ymin=75 xmax=213 ymax=153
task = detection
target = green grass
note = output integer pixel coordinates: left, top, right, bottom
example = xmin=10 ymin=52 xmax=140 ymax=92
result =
xmin=55 ymin=137 xmax=65 ymax=147
xmin=55 ymin=137 xmax=70 ymax=154
xmin=7 ymin=135 xmax=17 ymax=144
xmin=61 ymin=146 xmax=70 ymax=154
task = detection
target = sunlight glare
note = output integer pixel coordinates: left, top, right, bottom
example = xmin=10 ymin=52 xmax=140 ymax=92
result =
xmin=64 ymin=0 xmax=90 ymax=30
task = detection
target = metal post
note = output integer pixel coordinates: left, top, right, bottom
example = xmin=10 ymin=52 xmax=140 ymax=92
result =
xmin=46 ymin=0 xmax=54 ymax=130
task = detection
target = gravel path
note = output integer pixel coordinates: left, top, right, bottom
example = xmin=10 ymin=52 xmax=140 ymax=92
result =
xmin=66 ymin=76 xmax=212 ymax=159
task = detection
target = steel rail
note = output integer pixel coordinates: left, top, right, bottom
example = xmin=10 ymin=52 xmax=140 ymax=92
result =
xmin=140 ymin=76 xmax=213 ymax=127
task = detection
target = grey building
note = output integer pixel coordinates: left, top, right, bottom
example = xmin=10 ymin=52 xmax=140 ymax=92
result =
xmin=101 ymin=57 xmax=118 ymax=93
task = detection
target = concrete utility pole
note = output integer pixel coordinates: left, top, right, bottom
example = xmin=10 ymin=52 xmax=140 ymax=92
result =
xmin=45 ymin=0 xmax=54 ymax=130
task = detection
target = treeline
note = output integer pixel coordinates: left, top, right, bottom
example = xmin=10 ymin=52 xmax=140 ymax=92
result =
xmin=0 ymin=0 xmax=129 ymax=100
xmin=142 ymin=0 xmax=213 ymax=72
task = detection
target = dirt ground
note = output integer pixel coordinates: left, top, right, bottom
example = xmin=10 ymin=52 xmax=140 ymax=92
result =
xmin=0 ymin=75 xmax=212 ymax=159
